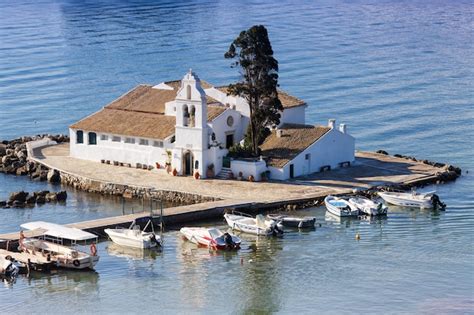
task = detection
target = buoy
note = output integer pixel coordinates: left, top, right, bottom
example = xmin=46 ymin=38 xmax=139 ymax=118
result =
xmin=355 ymin=233 xmax=361 ymax=241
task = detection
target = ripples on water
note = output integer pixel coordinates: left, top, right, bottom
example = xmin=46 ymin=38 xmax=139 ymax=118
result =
xmin=0 ymin=0 xmax=473 ymax=313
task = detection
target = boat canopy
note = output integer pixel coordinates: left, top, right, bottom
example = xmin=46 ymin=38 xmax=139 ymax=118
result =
xmin=20 ymin=221 xmax=97 ymax=241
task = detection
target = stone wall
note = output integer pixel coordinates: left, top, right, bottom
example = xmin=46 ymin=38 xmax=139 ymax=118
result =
xmin=59 ymin=172 xmax=217 ymax=204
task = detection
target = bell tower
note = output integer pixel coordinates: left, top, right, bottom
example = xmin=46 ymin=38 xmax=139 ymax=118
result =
xmin=175 ymin=69 xmax=207 ymax=129
xmin=173 ymin=70 xmax=208 ymax=178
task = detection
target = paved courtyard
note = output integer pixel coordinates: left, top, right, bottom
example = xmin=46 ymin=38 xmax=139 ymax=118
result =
xmin=33 ymin=144 xmax=442 ymax=203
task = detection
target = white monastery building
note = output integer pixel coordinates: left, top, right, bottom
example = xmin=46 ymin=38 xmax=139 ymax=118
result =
xmin=70 ymin=70 xmax=355 ymax=181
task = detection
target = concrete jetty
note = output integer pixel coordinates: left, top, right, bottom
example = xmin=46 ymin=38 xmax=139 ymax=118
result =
xmin=0 ymin=143 xmax=460 ymax=244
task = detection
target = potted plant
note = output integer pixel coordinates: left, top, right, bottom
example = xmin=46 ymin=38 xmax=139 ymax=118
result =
xmin=206 ymin=163 xmax=215 ymax=178
xmin=155 ymin=162 xmax=161 ymax=169
xmin=248 ymin=175 xmax=255 ymax=182
xmin=237 ymin=171 xmax=243 ymax=181
xmin=172 ymin=168 xmax=178 ymax=176
xmin=228 ymin=172 xmax=234 ymax=180
xmin=194 ymin=171 xmax=200 ymax=179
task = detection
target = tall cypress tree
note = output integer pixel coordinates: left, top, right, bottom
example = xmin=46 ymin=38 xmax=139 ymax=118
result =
xmin=225 ymin=25 xmax=283 ymax=156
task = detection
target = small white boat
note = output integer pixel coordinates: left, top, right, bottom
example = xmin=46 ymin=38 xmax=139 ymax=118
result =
xmin=180 ymin=227 xmax=241 ymax=250
xmin=224 ymin=213 xmax=282 ymax=236
xmin=105 ymin=220 xmax=160 ymax=249
xmin=20 ymin=221 xmax=100 ymax=270
xmin=266 ymin=214 xmax=316 ymax=228
xmin=324 ymin=195 xmax=359 ymax=217
xmin=348 ymin=196 xmax=387 ymax=216
xmin=377 ymin=191 xmax=436 ymax=209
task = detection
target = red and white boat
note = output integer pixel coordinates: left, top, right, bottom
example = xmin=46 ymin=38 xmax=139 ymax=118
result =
xmin=180 ymin=227 xmax=241 ymax=250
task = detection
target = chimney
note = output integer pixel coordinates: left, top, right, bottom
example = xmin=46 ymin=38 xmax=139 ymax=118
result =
xmin=328 ymin=119 xmax=336 ymax=129
xmin=339 ymin=123 xmax=347 ymax=133
xmin=276 ymin=129 xmax=283 ymax=138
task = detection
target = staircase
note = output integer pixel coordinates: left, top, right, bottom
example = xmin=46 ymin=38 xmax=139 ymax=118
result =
xmin=216 ymin=167 xmax=233 ymax=180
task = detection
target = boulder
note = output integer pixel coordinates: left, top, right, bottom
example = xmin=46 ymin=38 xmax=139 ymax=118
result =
xmin=25 ymin=195 xmax=36 ymax=204
xmin=16 ymin=166 xmax=28 ymax=176
xmin=39 ymin=171 xmax=48 ymax=181
xmin=9 ymin=191 xmax=29 ymax=203
xmin=36 ymin=195 xmax=46 ymax=204
xmin=13 ymin=200 xmax=25 ymax=207
xmin=47 ymin=169 xmax=61 ymax=183
xmin=2 ymin=155 xmax=10 ymax=164
xmin=56 ymin=190 xmax=67 ymax=202
xmin=0 ymin=144 xmax=6 ymax=157
xmin=0 ymin=200 xmax=6 ymax=207
xmin=376 ymin=150 xmax=388 ymax=155
xmin=26 ymin=161 xmax=36 ymax=173
xmin=16 ymin=150 xmax=27 ymax=160
xmin=45 ymin=192 xmax=58 ymax=202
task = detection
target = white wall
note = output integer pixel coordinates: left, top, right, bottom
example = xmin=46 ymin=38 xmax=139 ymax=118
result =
xmin=175 ymin=126 xmax=207 ymax=150
xmin=268 ymin=128 xmax=355 ymax=180
xmin=208 ymin=109 xmax=244 ymax=148
xmin=279 ymin=106 xmax=306 ymax=126
xmin=69 ymin=128 xmax=170 ymax=168
xmin=207 ymin=146 xmax=228 ymax=175
xmin=230 ymin=159 xmax=267 ymax=181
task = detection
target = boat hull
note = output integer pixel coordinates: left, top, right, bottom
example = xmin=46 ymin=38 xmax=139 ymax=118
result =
xmin=104 ymin=229 xmax=159 ymax=249
xmin=378 ymin=192 xmax=433 ymax=208
xmin=348 ymin=197 xmax=387 ymax=216
xmin=224 ymin=214 xmax=274 ymax=236
xmin=267 ymin=215 xmax=316 ymax=228
xmin=180 ymin=228 xmax=241 ymax=250
xmin=324 ymin=196 xmax=359 ymax=217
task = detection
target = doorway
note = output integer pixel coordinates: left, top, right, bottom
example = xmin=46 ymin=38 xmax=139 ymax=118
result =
xmin=289 ymin=164 xmax=294 ymax=179
xmin=183 ymin=151 xmax=194 ymax=176
xmin=226 ymin=134 xmax=234 ymax=149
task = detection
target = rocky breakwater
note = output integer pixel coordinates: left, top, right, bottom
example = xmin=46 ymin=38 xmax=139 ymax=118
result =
xmin=1 ymin=190 xmax=67 ymax=209
xmin=0 ymin=135 xmax=69 ymax=180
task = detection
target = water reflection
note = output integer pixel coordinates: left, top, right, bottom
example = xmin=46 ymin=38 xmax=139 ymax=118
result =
xmin=106 ymin=242 xmax=160 ymax=261
xmin=238 ymin=235 xmax=283 ymax=314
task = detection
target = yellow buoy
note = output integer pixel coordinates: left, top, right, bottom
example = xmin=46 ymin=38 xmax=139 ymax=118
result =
xmin=355 ymin=233 xmax=361 ymax=241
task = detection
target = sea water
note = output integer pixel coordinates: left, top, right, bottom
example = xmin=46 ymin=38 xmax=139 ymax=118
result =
xmin=0 ymin=0 xmax=473 ymax=313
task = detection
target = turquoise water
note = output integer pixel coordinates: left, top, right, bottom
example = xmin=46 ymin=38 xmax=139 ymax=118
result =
xmin=0 ymin=0 xmax=473 ymax=313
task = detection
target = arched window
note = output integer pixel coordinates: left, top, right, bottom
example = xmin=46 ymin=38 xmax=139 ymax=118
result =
xmin=183 ymin=105 xmax=189 ymax=127
xmin=194 ymin=160 xmax=199 ymax=170
xmin=88 ymin=132 xmax=97 ymax=145
xmin=189 ymin=105 xmax=196 ymax=127
xmin=76 ymin=130 xmax=84 ymax=144
xmin=186 ymin=85 xmax=191 ymax=100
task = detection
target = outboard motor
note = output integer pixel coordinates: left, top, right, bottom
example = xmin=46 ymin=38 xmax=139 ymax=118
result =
xmin=150 ymin=234 xmax=160 ymax=246
xmin=431 ymin=194 xmax=446 ymax=210
xmin=224 ymin=233 xmax=235 ymax=249
xmin=272 ymin=223 xmax=284 ymax=236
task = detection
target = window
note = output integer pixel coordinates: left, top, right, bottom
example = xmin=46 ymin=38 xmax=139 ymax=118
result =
xmin=139 ymin=139 xmax=149 ymax=146
xmin=170 ymin=136 xmax=176 ymax=143
xmin=125 ymin=137 xmax=135 ymax=144
xmin=183 ymin=105 xmax=189 ymax=127
xmin=153 ymin=141 xmax=163 ymax=148
xmin=100 ymin=134 xmax=108 ymax=141
xmin=305 ymin=153 xmax=311 ymax=160
xmin=112 ymin=136 xmax=121 ymax=142
xmin=186 ymin=85 xmax=191 ymax=100
xmin=76 ymin=130 xmax=83 ymax=144
xmin=88 ymin=132 xmax=97 ymax=145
